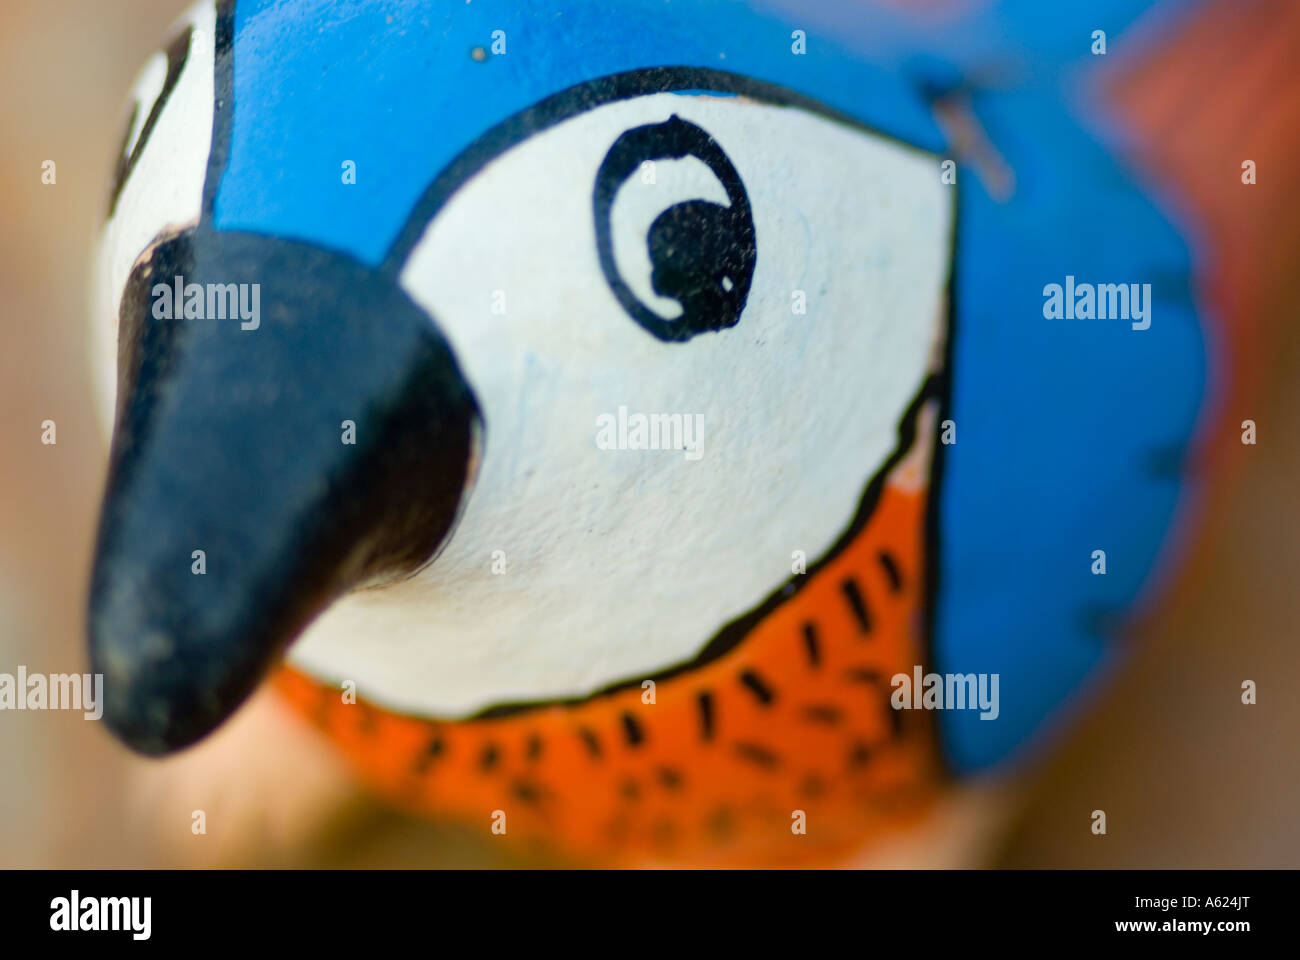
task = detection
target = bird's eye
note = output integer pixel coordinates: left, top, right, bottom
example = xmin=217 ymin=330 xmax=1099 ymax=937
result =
xmin=361 ymin=82 xmax=954 ymax=717
xmin=108 ymin=24 xmax=193 ymax=217
xmin=593 ymin=115 xmax=757 ymax=342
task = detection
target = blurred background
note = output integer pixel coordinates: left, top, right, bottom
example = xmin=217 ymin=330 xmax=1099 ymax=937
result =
xmin=1 ymin=0 xmax=1296 ymax=868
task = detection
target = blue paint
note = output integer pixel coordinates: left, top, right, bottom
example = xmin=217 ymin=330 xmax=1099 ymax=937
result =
xmin=215 ymin=0 xmax=942 ymax=263
xmin=938 ymin=90 xmax=1205 ymax=770
xmin=213 ymin=0 xmax=1210 ymax=773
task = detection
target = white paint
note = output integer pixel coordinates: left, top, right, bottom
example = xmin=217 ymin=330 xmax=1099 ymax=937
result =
xmin=90 ymin=0 xmax=216 ymax=437
xmin=123 ymin=52 xmax=168 ymax=162
xmin=290 ymin=92 xmax=954 ymax=717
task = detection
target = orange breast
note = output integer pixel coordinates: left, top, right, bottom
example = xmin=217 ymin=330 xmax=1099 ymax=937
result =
xmin=276 ymin=407 xmax=945 ymax=866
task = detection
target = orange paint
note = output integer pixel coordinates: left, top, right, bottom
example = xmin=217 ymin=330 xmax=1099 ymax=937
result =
xmin=277 ymin=461 xmax=942 ymax=866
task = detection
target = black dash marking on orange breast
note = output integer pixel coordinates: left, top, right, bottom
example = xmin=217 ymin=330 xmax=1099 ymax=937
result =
xmin=578 ymin=726 xmax=602 ymax=759
xmin=844 ymin=667 xmax=906 ymax=737
xmin=801 ymin=704 xmax=843 ymax=725
xmin=801 ymin=621 xmax=821 ymax=668
xmin=734 ymin=742 xmax=780 ymax=768
xmin=621 ymin=778 xmax=641 ymax=802
xmin=697 ymin=691 xmax=715 ymax=741
xmin=848 ymin=739 xmax=872 ymax=768
xmin=738 ymin=670 xmax=775 ymax=705
xmin=801 ymin=774 xmax=826 ymax=798
xmin=621 ymin=711 xmax=645 ymax=747
xmin=512 ymin=780 xmax=542 ymax=805
xmin=525 ymin=733 xmax=543 ymax=762
xmin=414 ymin=735 xmax=445 ymax=773
xmin=845 ymin=666 xmax=883 ymax=686
xmin=878 ymin=550 xmax=904 ymax=592
xmin=480 ymin=742 xmax=500 ymax=771
xmin=657 ymin=766 xmax=684 ymax=791
xmin=840 ymin=576 xmax=873 ymax=633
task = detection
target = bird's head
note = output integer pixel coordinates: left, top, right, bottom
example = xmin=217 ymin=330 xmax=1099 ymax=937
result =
xmin=90 ymin=0 xmax=955 ymax=756
xmin=89 ymin=0 xmax=1207 ymax=814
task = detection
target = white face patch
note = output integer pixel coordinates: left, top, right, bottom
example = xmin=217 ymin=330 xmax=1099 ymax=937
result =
xmin=90 ymin=0 xmax=216 ymax=437
xmin=288 ymin=90 xmax=954 ymax=718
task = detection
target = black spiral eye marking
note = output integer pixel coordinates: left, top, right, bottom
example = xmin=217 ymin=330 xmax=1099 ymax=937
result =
xmin=593 ymin=115 xmax=757 ymax=343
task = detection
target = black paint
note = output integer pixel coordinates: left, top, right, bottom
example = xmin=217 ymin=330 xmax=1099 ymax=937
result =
xmin=696 ymin=690 xmax=715 ymax=741
xmin=840 ymin=577 xmax=873 ymax=634
xmin=733 ymin=742 xmax=779 ymax=769
xmin=381 ymin=65 xmax=925 ymax=275
xmin=657 ymin=767 xmax=683 ymax=790
xmin=621 ymin=711 xmax=645 ymax=747
xmin=593 ymin=115 xmax=756 ymax=342
xmin=801 ymin=621 xmax=821 ymax=668
xmin=577 ymin=726 xmax=602 ymax=758
xmin=89 ymin=228 xmax=479 ymax=755
xmin=878 ymin=550 xmax=904 ymax=593
xmin=738 ymin=670 xmax=775 ymax=706
xmin=108 ymin=25 xmax=192 ymax=217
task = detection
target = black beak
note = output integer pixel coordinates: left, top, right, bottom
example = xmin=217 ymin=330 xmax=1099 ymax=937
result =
xmin=89 ymin=229 xmax=477 ymax=755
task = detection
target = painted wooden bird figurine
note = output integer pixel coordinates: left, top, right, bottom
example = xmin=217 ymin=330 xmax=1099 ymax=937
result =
xmin=90 ymin=0 xmax=1279 ymax=866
